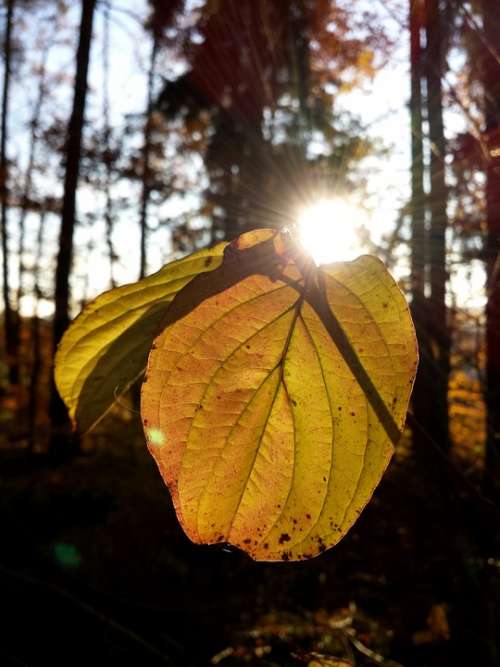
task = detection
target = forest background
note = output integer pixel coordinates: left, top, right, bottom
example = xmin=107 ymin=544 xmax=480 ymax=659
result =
xmin=1 ymin=0 xmax=500 ymax=665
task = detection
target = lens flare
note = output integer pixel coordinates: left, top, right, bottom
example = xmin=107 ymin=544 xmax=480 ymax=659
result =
xmin=297 ymin=198 xmax=364 ymax=265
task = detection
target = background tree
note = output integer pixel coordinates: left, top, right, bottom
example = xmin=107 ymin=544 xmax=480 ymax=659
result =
xmin=100 ymin=1 xmax=117 ymax=288
xmin=481 ymin=0 xmax=500 ymax=502
xmin=409 ymin=0 xmax=431 ymax=448
xmin=158 ymin=0 xmax=385 ymax=244
xmin=49 ymin=0 xmax=96 ymax=455
xmin=424 ymin=0 xmax=450 ymax=451
xmin=1 ymin=0 xmax=16 ymax=384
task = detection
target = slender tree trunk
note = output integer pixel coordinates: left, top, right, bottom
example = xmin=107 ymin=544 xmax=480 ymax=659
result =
xmin=49 ymin=0 xmax=96 ymax=457
xmin=424 ymin=0 xmax=450 ymax=450
xmin=410 ymin=0 xmax=426 ymax=302
xmin=475 ymin=8 xmax=500 ymax=657
xmin=289 ymin=0 xmax=311 ymax=141
xmin=79 ymin=238 xmax=92 ymax=311
xmin=139 ymin=36 xmax=158 ymax=280
xmin=14 ymin=46 xmax=49 ymax=381
xmin=482 ymin=0 xmax=500 ymax=502
xmin=0 ymin=0 xmax=17 ymax=384
xmin=102 ymin=2 xmax=116 ymax=288
xmin=28 ymin=211 xmax=46 ymax=453
xmin=409 ymin=0 xmax=432 ymax=441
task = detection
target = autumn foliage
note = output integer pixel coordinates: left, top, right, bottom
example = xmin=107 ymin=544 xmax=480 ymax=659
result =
xmin=55 ymin=228 xmax=417 ymax=560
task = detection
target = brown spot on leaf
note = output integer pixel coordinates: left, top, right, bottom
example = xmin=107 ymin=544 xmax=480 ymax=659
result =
xmin=204 ymin=256 xmax=213 ymax=267
xmin=279 ymin=533 xmax=291 ymax=544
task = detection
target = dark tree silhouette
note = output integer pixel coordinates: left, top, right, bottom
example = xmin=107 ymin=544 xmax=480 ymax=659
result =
xmin=138 ymin=35 xmax=158 ymax=280
xmin=409 ymin=0 xmax=431 ymax=444
xmin=482 ymin=0 xmax=500 ymax=500
xmin=13 ymin=33 xmax=51 ymax=386
xmin=49 ymin=0 xmax=96 ymax=455
xmin=28 ymin=210 xmax=46 ymax=452
xmin=138 ymin=0 xmax=183 ymax=278
xmin=424 ymin=0 xmax=450 ymax=450
xmin=101 ymin=1 xmax=117 ymax=288
xmin=158 ymin=0 xmax=382 ymax=243
xmin=1 ymin=0 xmax=17 ymax=384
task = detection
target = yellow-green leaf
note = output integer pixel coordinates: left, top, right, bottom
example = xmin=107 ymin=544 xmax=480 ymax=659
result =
xmin=141 ymin=229 xmax=418 ymax=561
xmin=55 ymin=242 xmax=227 ymax=433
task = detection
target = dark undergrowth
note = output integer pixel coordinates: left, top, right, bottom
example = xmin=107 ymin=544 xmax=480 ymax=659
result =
xmin=1 ymin=411 xmax=499 ymax=666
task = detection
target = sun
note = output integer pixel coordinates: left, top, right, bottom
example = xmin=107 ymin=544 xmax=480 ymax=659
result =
xmin=297 ymin=198 xmax=365 ymax=265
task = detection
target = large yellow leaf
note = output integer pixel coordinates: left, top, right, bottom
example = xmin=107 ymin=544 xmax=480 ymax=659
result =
xmin=55 ymin=242 xmax=226 ymax=433
xmin=141 ymin=229 xmax=418 ymax=561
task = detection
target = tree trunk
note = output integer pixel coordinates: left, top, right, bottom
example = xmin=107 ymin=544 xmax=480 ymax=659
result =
xmin=424 ymin=0 xmax=450 ymax=450
xmin=102 ymin=2 xmax=116 ymax=288
xmin=28 ymin=211 xmax=46 ymax=453
xmin=476 ymin=7 xmax=500 ymax=656
xmin=14 ymin=44 xmax=49 ymax=383
xmin=49 ymin=0 xmax=96 ymax=457
xmin=482 ymin=0 xmax=500 ymax=503
xmin=139 ymin=36 xmax=158 ymax=280
xmin=409 ymin=0 xmax=432 ymax=442
xmin=289 ymin=0 xmax=311 ymax=142
xmin=410 ymin=0 xmax=426 ymax=302
xmin=0 ymin=0 xmax=17 ymax=384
